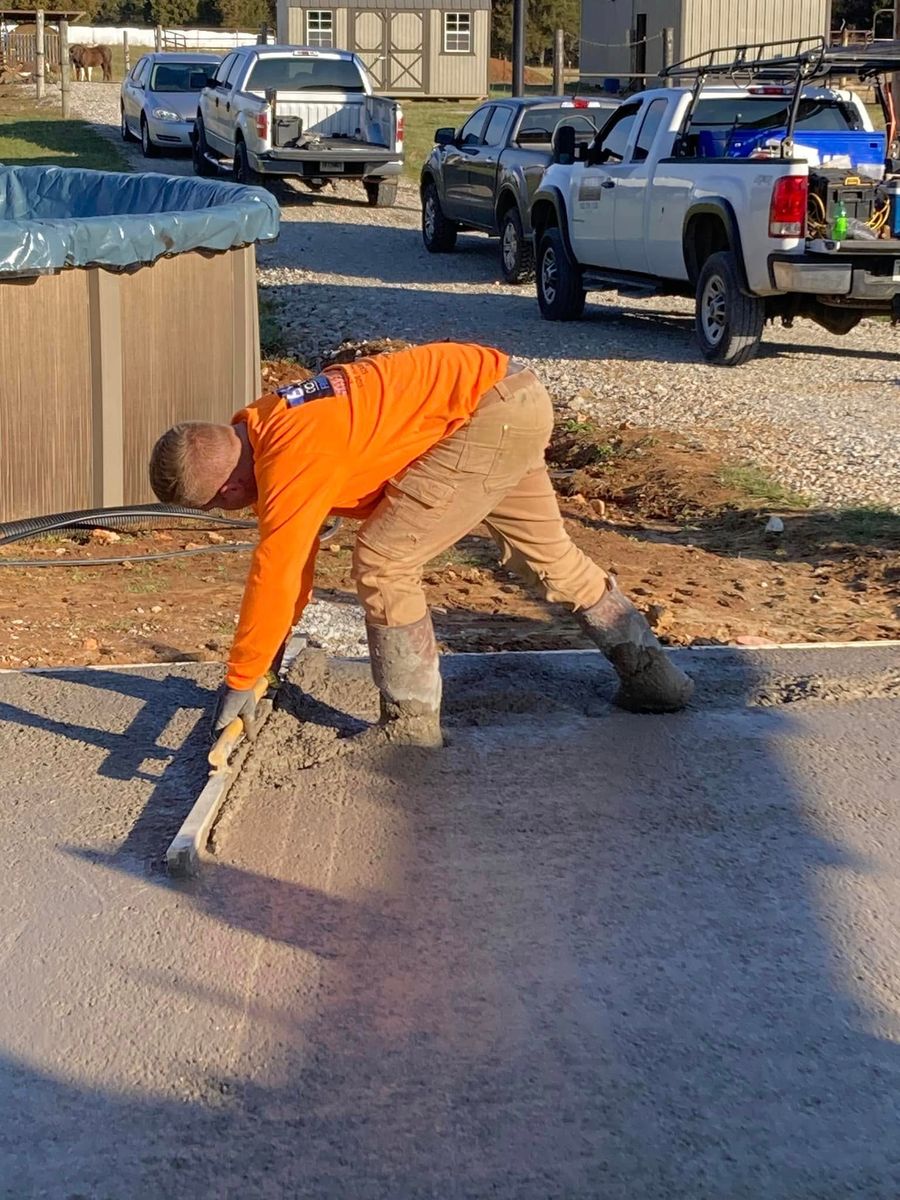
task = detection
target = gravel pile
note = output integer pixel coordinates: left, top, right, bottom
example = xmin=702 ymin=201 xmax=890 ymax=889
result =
xmin=67 ymin=84 xmax=899 ymax=509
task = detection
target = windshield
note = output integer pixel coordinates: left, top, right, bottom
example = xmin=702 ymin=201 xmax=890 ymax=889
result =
xmin=149 ymin=62 xmax=214 ymax=93
xmin=245 ymin=56 xmax=365 ymax=93
xmin=691 ymin=97 xmax=857 ymax=132
xmin=516 ymin=106 xmax=607 ymax=142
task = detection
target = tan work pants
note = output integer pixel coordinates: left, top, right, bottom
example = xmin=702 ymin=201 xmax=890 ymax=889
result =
xmin=353 ymin=369 xmax=611 ymax=627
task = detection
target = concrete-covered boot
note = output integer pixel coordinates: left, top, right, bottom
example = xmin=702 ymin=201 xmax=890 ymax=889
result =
xmin=366 ymin=614 xmax=444 ymax=747
xmin=578 ymin=582 xmax=694 ymax=713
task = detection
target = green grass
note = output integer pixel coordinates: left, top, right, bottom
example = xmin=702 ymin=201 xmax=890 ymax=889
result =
xmin=719 ymin=465 xmax=811 ymax=511
xmin=402 ymin=99 xmax=476 ymax=177
xmin=828 ymin=504 xmax=899 ymax=543
xmin=0 ymin=97 xmax=127 ymax=170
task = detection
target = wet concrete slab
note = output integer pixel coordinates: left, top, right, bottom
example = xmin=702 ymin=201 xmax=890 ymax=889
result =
xmin=1 ymin=648 xmax=899 ymax=1198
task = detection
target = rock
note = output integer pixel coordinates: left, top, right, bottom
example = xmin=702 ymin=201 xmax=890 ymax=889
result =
xmin=733 ymin=635 xmax=778 ymax=647
xmin=207 ymin=531 xmax=226 ymax=544
xmin=90 ymin=528 xmax=121 ymax=545
xmin=764 ymin=515 xmax=785 ymax=534
xmin=81 ymin=637 xmax=99 ymax=652
xmin=591 ymin=499 xmax=607 ymax=518
xmin=150 ymin=605 xmax=162 ymax=614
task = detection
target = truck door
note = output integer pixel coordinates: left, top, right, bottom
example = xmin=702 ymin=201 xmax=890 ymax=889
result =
xmin=613 ymin=98 xmax=670 ymax=273
xmin=569 ymin=102 xmax=642 ymax=270
xmin=204 ymin=52 xmax=240 ymax=152
xmin=465 ymin=105 xmax=514 ymax=229
xmin=442 ymin=105 xmax=491 ymax=221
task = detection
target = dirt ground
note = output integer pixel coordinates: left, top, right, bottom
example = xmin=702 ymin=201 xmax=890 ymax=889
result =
xmin=1 ymin=355 xmax=896 ymax=669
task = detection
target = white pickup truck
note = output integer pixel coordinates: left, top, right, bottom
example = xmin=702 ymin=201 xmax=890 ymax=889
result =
xmin=531 ymin=40 xmax=900 ymax=365
xmin=192 ymin=45 xmax=404 ymax=207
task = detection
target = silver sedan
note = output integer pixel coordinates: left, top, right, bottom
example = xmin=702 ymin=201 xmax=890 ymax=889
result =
xmin=120 ymin=52 xmax=221 ymax=158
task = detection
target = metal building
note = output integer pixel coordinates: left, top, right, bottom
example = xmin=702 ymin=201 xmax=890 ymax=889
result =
xmin=276 ymin=0 xmax=491 ymax=98
xmin=580 ymin=0 xmax=831 ymax=84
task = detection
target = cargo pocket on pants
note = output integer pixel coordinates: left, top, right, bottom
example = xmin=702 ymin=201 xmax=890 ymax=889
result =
xmin=356 ymin=471 xmax=458 ymax=563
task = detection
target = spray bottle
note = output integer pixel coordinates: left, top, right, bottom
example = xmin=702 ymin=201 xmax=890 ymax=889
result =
xmin=831 ymin=200 xmax=848 ymax=242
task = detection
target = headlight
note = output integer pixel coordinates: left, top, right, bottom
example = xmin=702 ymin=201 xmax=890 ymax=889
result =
xmin=151 ymin=108 xmax=181 ymax=122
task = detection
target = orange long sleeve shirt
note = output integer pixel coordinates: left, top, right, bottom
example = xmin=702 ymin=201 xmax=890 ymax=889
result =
xmin=226 ymin=342 xmax=510 ymax=689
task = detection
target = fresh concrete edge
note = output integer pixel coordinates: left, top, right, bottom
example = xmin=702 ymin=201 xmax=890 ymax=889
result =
xmin=166 ymin=697 xmax=273 ymax=879
xmin=164 ymin=634 xmax=308 ymax=878
xmin=1 ymin=639 xmax=898 ymax=679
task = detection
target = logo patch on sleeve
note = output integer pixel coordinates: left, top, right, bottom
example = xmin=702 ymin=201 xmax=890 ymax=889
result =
xmin=277 ymin=373 xmax=337 ymax=408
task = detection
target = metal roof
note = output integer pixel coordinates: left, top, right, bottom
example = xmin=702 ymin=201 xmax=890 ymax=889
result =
xmin=287 ymin=0 xmax=490 ymax=8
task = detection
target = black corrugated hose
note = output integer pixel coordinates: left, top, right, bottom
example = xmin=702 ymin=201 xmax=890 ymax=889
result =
xmin=0 ymin=504 xmax=341 ymax=567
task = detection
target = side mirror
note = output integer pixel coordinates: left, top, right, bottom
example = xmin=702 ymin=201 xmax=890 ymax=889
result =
xmin=552 ymin=124 xmax=576 ymax=164
xmin=206 ymin=75 xmax=219 ymax=89
xmin=435 ymin=127 xmax=456 ymax=147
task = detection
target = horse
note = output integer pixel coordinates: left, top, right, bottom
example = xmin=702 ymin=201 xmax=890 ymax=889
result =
xmin=69 ymin=43 xmax=111 ymax=82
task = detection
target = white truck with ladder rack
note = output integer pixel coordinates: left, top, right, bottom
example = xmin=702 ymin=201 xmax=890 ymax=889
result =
xmin=192 ymin=45 xmax=404 ymax=207
xmin=531 ymin=38 xmax=900 ymax=365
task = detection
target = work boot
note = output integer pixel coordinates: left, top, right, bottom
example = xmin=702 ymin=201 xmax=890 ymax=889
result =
xmin=365 ymin=614 xmax=444 ymax=747
xmin=578 ymin=582 xmax=694 ymax=713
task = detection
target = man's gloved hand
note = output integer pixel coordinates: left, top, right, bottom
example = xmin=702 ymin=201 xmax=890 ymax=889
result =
xmin=212 ymin=685 xmax=259 ymax=741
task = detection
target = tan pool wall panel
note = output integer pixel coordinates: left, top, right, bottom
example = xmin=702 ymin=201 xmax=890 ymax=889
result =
xmin=0 ymin=245 xmax=261 ymax=523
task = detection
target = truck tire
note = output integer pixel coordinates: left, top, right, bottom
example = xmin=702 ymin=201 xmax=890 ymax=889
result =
xmin=365 ymin=180 xmax=398 ymax=208
xmin=500 ymin=207 xmax=534 ymax=285
xmin=537 ymin=227 xmax=586 ymax=321
xmin=695 ymin=251 xmax=765 ymax=367
xmin=422 ymin=182 xmax=458 ymax=253
xmin=192 ymin=118 xmax=217 ymax=177
xmin=233 ymin=139 xmax=259 ymax=187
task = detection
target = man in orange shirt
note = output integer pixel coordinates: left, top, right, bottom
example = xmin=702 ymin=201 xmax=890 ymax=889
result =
xmin=150 ymin=342 xmax=692 ymax=746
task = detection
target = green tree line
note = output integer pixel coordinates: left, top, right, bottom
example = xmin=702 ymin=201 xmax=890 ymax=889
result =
xmin=3 ymin=0 xmax=272 ymax=31
xmin=490 ymin=0 xmax=581 ymax=66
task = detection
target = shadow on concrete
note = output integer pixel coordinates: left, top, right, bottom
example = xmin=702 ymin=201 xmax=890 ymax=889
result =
xmin=5 ymin=651 xmax=900 ymax=1195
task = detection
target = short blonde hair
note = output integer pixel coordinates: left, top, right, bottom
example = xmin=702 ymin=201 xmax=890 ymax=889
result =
xmin=149 ymin=422 xmax=233 ymax=507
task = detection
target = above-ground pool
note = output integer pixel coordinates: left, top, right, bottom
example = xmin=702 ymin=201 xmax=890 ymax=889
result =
xmin=0 ymin=166 xmax=280 ymax=522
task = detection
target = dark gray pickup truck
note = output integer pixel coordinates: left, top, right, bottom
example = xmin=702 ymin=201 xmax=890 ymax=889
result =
xmin=420 ymin=96 xmax=618 ymax=283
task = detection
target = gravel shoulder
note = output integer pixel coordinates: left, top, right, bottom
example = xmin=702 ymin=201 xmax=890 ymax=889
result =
xmin=69 ymin=82 xmax=899 ymax=509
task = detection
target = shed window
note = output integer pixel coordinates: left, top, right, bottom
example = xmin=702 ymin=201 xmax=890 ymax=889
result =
xmin=443 ymin=12 xmax=472 ymax=54
xmin=306 ymin=10 xmax=333 ymax=48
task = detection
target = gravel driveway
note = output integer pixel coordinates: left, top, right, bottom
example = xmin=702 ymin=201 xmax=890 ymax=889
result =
xmin=72 ymin=82 xmax=900 ymax=509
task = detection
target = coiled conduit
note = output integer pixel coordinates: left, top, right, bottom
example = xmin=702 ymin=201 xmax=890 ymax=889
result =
xmin=0 ymin=504 xmax=341 ymax=568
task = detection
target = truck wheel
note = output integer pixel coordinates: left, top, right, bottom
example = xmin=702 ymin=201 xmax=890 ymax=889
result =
xmin=500 ymin=207 xmax=534 ymax=285
xmin=422 ymin=182 xmax=458 ymax=253
xmin=365 ymin=180 xmax=398 ymax=208
xmin=695 ymin=251 xmax=765 ymax=367
xmin=192 ymin=118 xmax=217 ymax=177
xmin=233 ymin=139 xmax=259 ymax=186
xmin=537 ymin=227 xmax=586 ymax=321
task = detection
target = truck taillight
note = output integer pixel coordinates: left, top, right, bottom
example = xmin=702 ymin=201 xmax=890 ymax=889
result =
xmin=396 ymin=113 xmax=405 ymax=145
xmin=769 ymin=176 xmax=807 ymax=238
xmin=256 ymin=110 xmax=269 ymax=141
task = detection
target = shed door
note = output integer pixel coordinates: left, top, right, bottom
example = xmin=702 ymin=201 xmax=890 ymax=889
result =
xmin=351 ymin=8 xmax=425 ymax=93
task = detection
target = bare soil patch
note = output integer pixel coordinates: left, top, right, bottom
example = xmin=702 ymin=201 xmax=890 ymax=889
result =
xmin=1 ymin=357 xmax=896 ymax=669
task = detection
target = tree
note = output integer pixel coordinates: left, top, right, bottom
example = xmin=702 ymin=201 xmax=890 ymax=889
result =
xmin=217 ymin=0 xmax=273 ymax=30
xmin=492 ymin=0 xmax=581 ymax=66
xmin=148 ymin=0 xmax=198 ymax=24
xmin=831 ymin=0 xmax=892 ymax=30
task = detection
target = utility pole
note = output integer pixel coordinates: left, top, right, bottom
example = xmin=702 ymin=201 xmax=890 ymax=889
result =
xmin=512 ymin=0 xmax=526 ymax=97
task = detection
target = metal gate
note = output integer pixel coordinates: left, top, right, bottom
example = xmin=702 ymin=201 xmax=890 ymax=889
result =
xmin=350 ymin=8 xmax=426 ymax=94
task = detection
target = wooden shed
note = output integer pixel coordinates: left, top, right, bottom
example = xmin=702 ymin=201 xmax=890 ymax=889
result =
xmin=580 ymin=0 xmax=831 ymax=84
xmin=276 ymin=0 xmax=490 ymax=98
